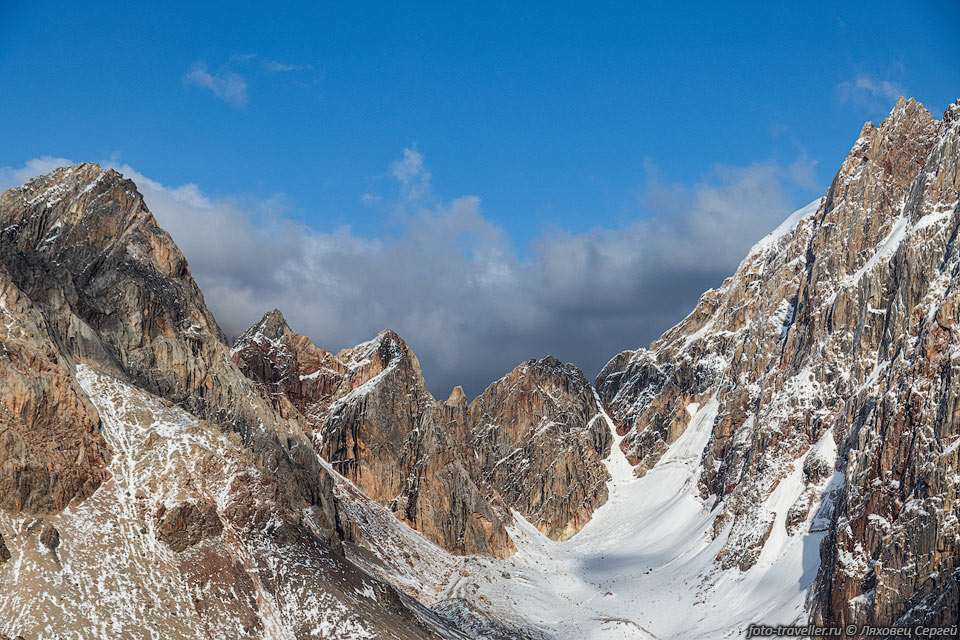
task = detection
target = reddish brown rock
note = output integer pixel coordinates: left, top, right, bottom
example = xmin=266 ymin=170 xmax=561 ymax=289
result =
xmin=155 ymin=500 xmax=223 ymax=552
xmin=234 ymin=313 xmax=516 ymax=557
xmin=468 ymin=357 xmax=612 ymax=540
xmin=0 ymin=532 xmax=10 ymax=562
xmin=234 ymin=312 xmax=613 ymax=552
xmin=0 ymin=265 xmax=110 ymax=515
xmin=597 ymin=98 xmax=960 ymax=624
xmin=38 ymin=523 xmax=60 ymax=551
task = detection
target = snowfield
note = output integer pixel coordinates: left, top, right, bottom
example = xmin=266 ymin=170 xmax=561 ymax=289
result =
xmin=341 ymin=393 xmax=835 ymax=640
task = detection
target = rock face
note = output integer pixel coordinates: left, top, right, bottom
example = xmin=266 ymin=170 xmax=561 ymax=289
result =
xmin=467 ymin=357 xmax=612 ymax=540
xmin=596 ymin=98 xmax=960 ymax=626
xmin=233 ymin=313 xmax=611 ymax=549
xmin=38 ymin=522 xmax=60 ymax=551
xmin=233 ymin=312 xmax=517 ymax=557
xmin=155 ymin=500 xmax=223 ymax=553
xmin=0 ymin=262 xmax=109 ymax=515
xmin=0 ymin=164 xmax=472 ymax=639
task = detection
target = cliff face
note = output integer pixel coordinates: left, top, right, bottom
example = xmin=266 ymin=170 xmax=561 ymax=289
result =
xmin=596 ymin=98 xmax=960 ymax=626
xmin=0 ymin=165 xmax=468 ymax=639
xmin=233 ymin=314 xmax=612 ymax=551
xmin=0 ymin=164 xmax=339 ymax=544
xmin=232 ymin=312 xmax=516 ymax=558
xmin=467 ymin=357 xmax=612 ymax=541
xmin=0 ymin=263 xmax=108 ymax=515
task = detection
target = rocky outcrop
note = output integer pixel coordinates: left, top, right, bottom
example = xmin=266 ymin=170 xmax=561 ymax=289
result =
xmin=234 ymin=312 xmax=612 ymax=550
xmin=468 ymin=357 xmax=612 ymax=540
xmin=155 ymin=500 xmax=223 ymax=552
xmin=596 ymin=98 xmax=960 ymax=626
xmin=234 ymin=311 xmax=516 ymax=557
xmin=0 ymin=532 xmax=10 ymax=562
xmin=38 ymin=522 xmax=59 ymax=551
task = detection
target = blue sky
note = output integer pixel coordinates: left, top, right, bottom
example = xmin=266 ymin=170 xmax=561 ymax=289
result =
xmin=2 ymin=1 xmax=959 ymax=394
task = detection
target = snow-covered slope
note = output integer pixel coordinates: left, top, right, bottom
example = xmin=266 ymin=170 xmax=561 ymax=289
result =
xmin=424 ymin=397 xmax=833 ymax=639
xmin=0 ymin=367 xmax=463 ymax=639
xmin=328 ymin=392 xmax=839 ymax=639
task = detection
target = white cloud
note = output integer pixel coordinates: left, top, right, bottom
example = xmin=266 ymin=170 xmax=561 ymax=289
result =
xmin=182 ymin=55 xmax=314 ymax=107
xmin=1 ymin=152 xmax=818 ymax=397
xmin=838 ymin=73 xmax=904 ymax=109
xmin=262 ymin=60 xmax=313 ymax=73
xmin=0 ymin=156 xmax=74 ymax=191
xmin=390 ymin=147 xmax=432 ymax=203
xmin=183 ymin=62 xmax=248 ymax=107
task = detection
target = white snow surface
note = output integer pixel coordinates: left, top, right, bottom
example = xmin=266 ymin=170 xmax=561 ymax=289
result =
xmin=748 ymin=198 xmax=822 ymax=257
xmin=422 ymin=395 xmax=828 ymax=639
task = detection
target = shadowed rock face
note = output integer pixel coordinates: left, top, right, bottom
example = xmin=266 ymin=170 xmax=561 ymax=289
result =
xmin=596 ymin=98 xmax=960 ymax=625
xmin=233 ymin=313 xmax=613 ymax=551
xmin=0 ymin=533 xmax=10 ymax=562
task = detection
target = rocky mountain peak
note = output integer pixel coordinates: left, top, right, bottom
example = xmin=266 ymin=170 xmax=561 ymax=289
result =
xmin=230 ymin=308 xmax=293 ymax=355
xmin=519 ymin=355 xmax=592 ymax=390
xmin=232 ymin=310 xmax=618 ymax=548
xmin=445 ymin=385 xmax=467 ymax=407
xmin=256 ymin=308 xmax=291 ymax=338
xmin=596 ymin=97 xmax=960 ymax=626
xmin=232 ymin=313 xmax=518 ymax=556
xmin=0 ymin=164 xmax=467 ymax=639
xmin=466 ymin=356 xmax=612 ymax=540
xmin=349 ymin=328 xmax=420 ymax=379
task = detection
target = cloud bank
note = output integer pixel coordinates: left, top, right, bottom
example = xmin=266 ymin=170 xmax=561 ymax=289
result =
xmin=1 ymin=153 xmax=817 ymax=397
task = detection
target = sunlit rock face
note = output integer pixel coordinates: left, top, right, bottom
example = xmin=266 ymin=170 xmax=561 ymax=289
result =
xmin=233 ymin=312 xmax=613 ymax=554
xmin=232 ymin=311 xmax=517 ymax=558
xmin=0 ymin=165 xmax=468 ymax=639
xmin=467 ymin=356 xmax=612 ymax=541
xmin=596 ymin=98 xmax=960 ymax=625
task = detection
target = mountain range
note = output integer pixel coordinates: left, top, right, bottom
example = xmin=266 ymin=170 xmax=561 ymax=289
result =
xmin=0 ymin=96 xmax=957 ymax=639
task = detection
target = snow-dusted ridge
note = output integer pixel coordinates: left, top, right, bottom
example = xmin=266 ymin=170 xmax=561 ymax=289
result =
xmin=0 ymin=366 xmax=459 ymax=640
